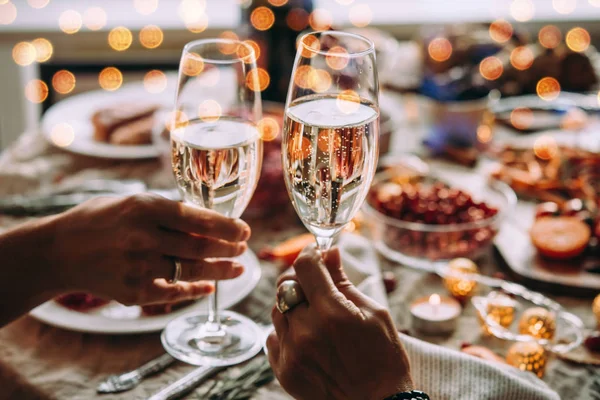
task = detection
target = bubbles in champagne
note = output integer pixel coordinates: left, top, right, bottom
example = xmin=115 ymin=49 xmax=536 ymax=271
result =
xmin=283 ymin=95 xmax=379 ymax=238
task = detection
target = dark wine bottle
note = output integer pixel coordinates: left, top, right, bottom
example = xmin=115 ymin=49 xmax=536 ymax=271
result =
xmin=240 ymin=0 xmax=314 ymax=103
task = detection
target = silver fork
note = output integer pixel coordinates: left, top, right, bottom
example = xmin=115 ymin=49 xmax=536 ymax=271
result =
xmin=96 ymin=302 xmax=274 ymax=394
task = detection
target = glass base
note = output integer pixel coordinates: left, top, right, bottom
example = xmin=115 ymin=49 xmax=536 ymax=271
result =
xmin=161 ymin=310 xmax=264 ymax=366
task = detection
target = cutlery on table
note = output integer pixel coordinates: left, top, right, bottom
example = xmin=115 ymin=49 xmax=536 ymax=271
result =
xmin=97 ymin=303 xmax=274 ymax=395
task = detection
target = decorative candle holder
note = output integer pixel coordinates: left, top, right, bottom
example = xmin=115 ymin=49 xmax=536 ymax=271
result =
xmin=518 ymin=307 xmax=557 ymax=340
xmin=443 ymin=258 xmax=479 ymax=300
xmin=478 ymin=291 xmax=518 ymax=335
xmin=410 ymin=293 xmax=462 ymax=335
xmin=593 ymin=294 xmax=600 ymax=327
xmin=506 ymin=341 xmax=548 ymax=378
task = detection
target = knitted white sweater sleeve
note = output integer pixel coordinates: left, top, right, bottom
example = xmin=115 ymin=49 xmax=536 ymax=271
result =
xmin=398 ymin=333 xmax=560 ymax=400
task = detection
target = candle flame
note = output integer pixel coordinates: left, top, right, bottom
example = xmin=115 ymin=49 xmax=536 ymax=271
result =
xmin=429 ymin=294 xmax=441 ymax=306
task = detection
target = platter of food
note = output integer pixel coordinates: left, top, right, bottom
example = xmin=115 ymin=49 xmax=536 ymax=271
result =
xmin=29 ymin=250 xmax=262 ymax=334
xmin=489 ymin=145 xmax=600 ymax=294
xmin=41 ymin=75 xmax=178 ymax=159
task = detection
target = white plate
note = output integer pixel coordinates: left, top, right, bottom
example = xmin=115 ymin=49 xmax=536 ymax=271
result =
xmin=41 ymin=76 xmax=178 ymax=159
xmin=30 ymin=250 xmax=262 ymax=334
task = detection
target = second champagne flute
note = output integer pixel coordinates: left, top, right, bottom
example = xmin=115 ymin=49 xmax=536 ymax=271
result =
xmin=282 ymin=31 xmax=380 ymax=251
xmin=162 ymin=39 xmax=264 ymax=366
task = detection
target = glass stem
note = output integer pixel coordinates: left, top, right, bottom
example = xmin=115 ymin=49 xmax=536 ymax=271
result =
xmin=208 ymin=280 xmax=220 ymax=325
xmin=316 ymin=236 xmax=334 ymax=252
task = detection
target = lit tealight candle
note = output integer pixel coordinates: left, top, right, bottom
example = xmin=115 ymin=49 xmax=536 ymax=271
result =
xmin=411 ymin=293 xmax=462 ymax=334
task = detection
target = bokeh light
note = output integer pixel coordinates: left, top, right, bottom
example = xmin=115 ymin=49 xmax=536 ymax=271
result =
xmin=99 ymin=67 xmax=123 ymax=91
xmin=59 ymin=10 xmax=82 ymax=34
xmin=479 ymin=56 xmax=503 ymax=80
xmin=246 ymin=68 xmax=270 ymax=92
xmin=326 ymin=46 xmax=349 ymax=70
xmin=0 ymin=2 xmax=17 ymax=25
xmin=538 ymin=25 xmax=561 ymax=49
xmin=251 ymin=6 xmax=275 ymax=31
xmin=489 ymin=19 xmax=513 ymax=43
xmin=300 ymin=34 xmax=321 ymax=58
xmin=317 ymin=130 xmax=342 ymax=153
xmin=178 ymin=0 xmax=206 ymax=26
xmin=24 ymin=79 xmax=49 ymax=103
xmin=50 ymin=123 xmax=75 ymax=147
xmin=32 ymin=38 xmax=53 ymax=62
xmin=257 ymin=117 xmax=280 ymax=141
xmin=536 ymin=77 xmax=561 ymax=101
xmin=268 ymin=0 xmax=288 ymax=5
xmin=510 ymin=107 xmax=534 ymax=130
xmin=52 ymin=70 xmax=76 ymax=94
xmin=27 ymin=0 xmax=49 ymax=9
xmin=591 ymin=0 xmax=600 ymax=6
xmin=510 ymin=0 xmax=535 ymax=22
xmin=165 ymin=110 xmax=189 ymax=131
xmin=143 ymin=70 xmax=167 ymax=93
xmin=237 ymin=40 xmax=260 ymax=63
xmin=288 ymin=134 xmax=312 ymax=160
xmin=349 ymin=4 xmax=373 ymax=28
xmin=134 ymin=0 xmax=158 ymax=15
xmin=476 ymin=125 xmax=493 ymax=143
xmin=552 ymin=0 xmax=577 ymax=14
xmin=218 ymin=31 xmax=240 ymax=54
xmin=566 ymin=27 xmax=590 ymax=52
xmin=109 ymin=26 xmax=133 ymax=51
xmin=533 ymin=135 xmax=558 ymax=160
xmin=308 ymin=69 xmax=332 ymax=93
xmin=286 ymin=8 xmax=309 ymax=31
xmin=197 ymin=99 xmax=222 ymax=123
xmin=560 ymin=108 xmax=588 ymax=130
xmin=309 ymin=8 xmax=333 ymax=31
xmin=140 ymin=25 xmax=164 ymax=49
xmin=336 ymin=90 xmax=361 ymax=114
xmin=510 ymin=46 xmax=534 ymax=70
xmin=186 ymin=13 xmax=208 ymax=33
xmin=428 ymin=37 xmax=452 ymax=62
xmin=12 ymin=42 xmax=37 ymax=66
xmin=182 ymin=52 xmax=204 ymax=76
xmin=293 ymin=65 xmax=313 ymax=89
xmin=83 ymin=7 xmax=107 ymax=31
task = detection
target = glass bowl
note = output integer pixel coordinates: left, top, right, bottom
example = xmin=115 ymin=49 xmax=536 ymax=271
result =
xmin=362 ymin=170 xmax=517 ymax=268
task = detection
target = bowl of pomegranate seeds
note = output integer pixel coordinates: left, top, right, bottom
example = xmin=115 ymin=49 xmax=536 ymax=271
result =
xmin=363 ymin=168 xmax=516 ymax=266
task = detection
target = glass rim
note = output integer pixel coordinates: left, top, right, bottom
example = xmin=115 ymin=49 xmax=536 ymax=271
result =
xmin=298 ymin=30 xmax=375 ymax=58
xmin=182 ymin=38 xmax=256 ymax=64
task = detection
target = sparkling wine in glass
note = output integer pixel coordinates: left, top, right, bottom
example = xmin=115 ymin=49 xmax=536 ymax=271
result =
xmin=282 ymin=31 xmax=380 ymax=251
xmin=162 ymin=38 xmax=264 ymax=367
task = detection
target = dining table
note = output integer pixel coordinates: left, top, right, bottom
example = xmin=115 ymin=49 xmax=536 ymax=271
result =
xmin=0 ymin=91 xmax=599 ymax=400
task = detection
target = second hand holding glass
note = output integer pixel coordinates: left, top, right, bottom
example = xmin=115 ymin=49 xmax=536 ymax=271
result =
xmin=282 ymin=31 xmax=380 ymax=250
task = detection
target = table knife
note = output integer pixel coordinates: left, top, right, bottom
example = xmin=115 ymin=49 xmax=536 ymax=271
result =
xmin=146 ymin=365 xmax=224 ymax=400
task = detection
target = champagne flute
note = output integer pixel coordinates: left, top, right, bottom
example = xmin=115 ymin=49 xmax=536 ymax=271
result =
xmin=162 ymin=39 xmax=264 ymax=366
xmin=282 ymin=31 xmax=380 ymax=251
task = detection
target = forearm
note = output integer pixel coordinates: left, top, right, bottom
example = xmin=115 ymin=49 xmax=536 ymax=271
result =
xmin=0 ymin=216 xmax=61 ymax=327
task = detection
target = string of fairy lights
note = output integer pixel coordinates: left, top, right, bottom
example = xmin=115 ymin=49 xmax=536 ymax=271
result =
xmin=1 ymin=0 xmax=600 ymax=152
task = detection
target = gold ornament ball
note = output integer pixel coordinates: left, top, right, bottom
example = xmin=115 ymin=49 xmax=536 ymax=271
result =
xmin=506 ymin=341 xmax=547 ymax=378
xmin=443 ymin=258 xmax=479 ymax=299
xmin=518 ymin=307 xmax=556 ymax=340
xmin=593 ymin=293 xmax=600 ymax=327
xmin=479 ymin=291 xmax=517 ymax=335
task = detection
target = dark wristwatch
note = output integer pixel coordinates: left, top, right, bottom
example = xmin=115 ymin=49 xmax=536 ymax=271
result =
xmin=384 ymin=390 xmax=430 ymax=400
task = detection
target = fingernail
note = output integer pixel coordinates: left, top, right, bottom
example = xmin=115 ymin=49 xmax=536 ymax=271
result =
xmin=236 ymin=220 xmax=251 ymax=241
xmin=237 ymin=242 xmax=248 ymax=253
xmin=232 ymin=263 xmax=245 ymax=275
